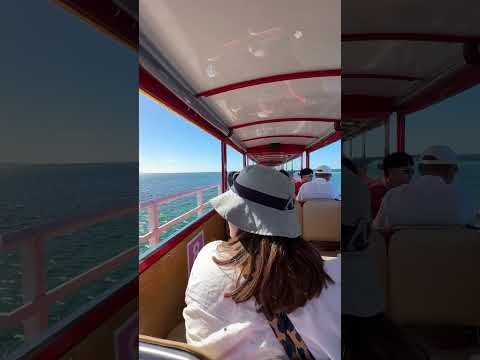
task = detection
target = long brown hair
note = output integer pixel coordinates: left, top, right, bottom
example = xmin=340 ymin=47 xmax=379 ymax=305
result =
xmin=213 ymin=231 xmax=333 ymax=320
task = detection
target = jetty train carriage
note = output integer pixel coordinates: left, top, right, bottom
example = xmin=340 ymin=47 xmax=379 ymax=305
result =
xmin=1 ymin=1 xmax=340 ymax=359
xmin=138 ymin=0 xmax=341 ymax=359
xmin=342 ymin=1 xmax=480 ymax=359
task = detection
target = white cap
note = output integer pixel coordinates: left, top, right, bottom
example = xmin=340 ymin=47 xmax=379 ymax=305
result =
xmin=420 ymin=145 xmax=458 ymax=165
xmin=315 ymin=165 xmax=332 ymax=174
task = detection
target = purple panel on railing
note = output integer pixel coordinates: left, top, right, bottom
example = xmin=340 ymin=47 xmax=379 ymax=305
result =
xmin=187 ymin=231 xmax=204 ymax=276
xmin=114 ymin=312 xmax=138 ymax=360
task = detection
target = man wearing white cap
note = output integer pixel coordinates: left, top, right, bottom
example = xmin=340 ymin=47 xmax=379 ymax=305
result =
xmin=296 ymin=165 xmax=337 ymax=202
xmin=373 ymin=145 xmax=476 ymax=228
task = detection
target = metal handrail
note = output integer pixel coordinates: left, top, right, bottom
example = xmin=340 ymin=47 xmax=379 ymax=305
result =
xmin=0 ymin=202 xmax=138 ymax=341
xmin=139 ymin=184 xmax=221 ymax=246
xmin=0 ymin=183 xmax=220 ymax=343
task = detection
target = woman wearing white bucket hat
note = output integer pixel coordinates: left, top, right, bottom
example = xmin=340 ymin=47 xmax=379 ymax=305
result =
xmin=183 ymin=165 xmax=340 ymax=360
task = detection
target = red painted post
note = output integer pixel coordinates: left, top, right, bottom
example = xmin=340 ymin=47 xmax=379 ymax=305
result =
xmin=384 ymin=117 xmax=390 ymax=157
xmin=306 ymin=151 xmax=310 ymax=168
xmin=196 ymin=191 xmax=204 ymax=218
xmin=301 ymin=152 xmax=304 ymax=169
xmin=397 ymin=112 xmax=405 ymax=152
xmin=148 ymin=204 xmax=160 ymax=246
xmin=243 ymin=154 xmax=247 ymax=168
xmin=221 ymin=141 xmax=227 ymax=192
xmin=21 ymin=237 xmax=48 ymax=341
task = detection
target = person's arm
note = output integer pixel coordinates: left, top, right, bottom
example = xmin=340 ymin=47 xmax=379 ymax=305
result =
xmin=372 ymin=193 xmax=389 ymax=229
xmin=183 ymin=300 xmax=233 ymax=359
xmin=327 ymin=182 xmax=337 ymax=199
xmin=461 ymin=193 xmax=478 ymax=227
xmin=296 ymin=184 xmax=304 ymax=202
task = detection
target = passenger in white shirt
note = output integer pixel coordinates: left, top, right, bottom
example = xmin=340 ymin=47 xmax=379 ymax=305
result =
xmin=373 ymin=145 xmax=476 ymax=229
xmin=297 ymin=165 xmax=337 ymax=202
xmin=342 ymin=163 xmax=427 ymax=359
xmin=184 ymin=165 xmax=340 ymax=360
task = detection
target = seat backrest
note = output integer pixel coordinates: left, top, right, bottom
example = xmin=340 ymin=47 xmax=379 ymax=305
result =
xmin=387 ymin=228 xmax=480 ymax=326
xmin=302 ymin=199 xmax=340 ymax=242
xmin=295 ymin=201 xmax=303 ymax=233
xmin=139 ymin=335 xmax=212 ymax=360
xmin=367 ymin=231 xmax=388 ymax=303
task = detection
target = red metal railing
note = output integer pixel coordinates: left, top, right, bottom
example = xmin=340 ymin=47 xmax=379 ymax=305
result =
xmin=0 ymin=203 xmax=137 ymax=342
xmin=0 ymin=184 xmax=221 ymax=346
xmin=138 ymin=184 xmax=221 ymax=247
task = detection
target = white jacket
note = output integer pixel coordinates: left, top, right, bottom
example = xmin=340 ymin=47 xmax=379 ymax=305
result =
xmin=297 ymin=178 xmax=337 ymax=202
xmin=184 ymin=241 xmax=341 ymax=360
xmin=373 ymin=175 xmax=476 ymax=228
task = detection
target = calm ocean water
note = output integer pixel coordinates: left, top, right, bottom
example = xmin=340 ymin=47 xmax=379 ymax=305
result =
xmin=0 ymin=163 xmax=137 ymax=358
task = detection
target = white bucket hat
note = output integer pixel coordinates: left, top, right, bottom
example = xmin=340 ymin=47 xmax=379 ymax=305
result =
xmin=420 ymin=145 xmax=458 ymax=165
xmin=209 ymin=165 xmax=301 ymax=238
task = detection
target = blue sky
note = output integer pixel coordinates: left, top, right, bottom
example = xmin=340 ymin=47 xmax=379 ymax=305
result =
xmin=1 ymin=2 xmax=137 ymax=164
xmin=140 ymin=93 xmax=221 ymax=173
xmin=310 ymin=141 xmax=341 ymax=169
xmin=140 ymin=92 xmax=340 ymax=173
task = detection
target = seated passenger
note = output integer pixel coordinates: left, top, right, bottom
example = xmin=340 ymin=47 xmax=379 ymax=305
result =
xmin=373 ymin=145 xmax=476 ymax=229
xmin=342 ymin=156 xmax=359 ymax=175
xmin=355 ymin=160 xmax=376 ymax=186
xmin=227 ymin=171 xmax=240 ymax=188
xmin=369 ymin=152 xmax=414 ymax=219
xmin=297 ymin=165 xmax=337 ymax=202
xmin=342 ymin=166 xmax=427 ymax=359
xmin=294 ymin=167 xmax=313 ymax=195
xmin=184 ymin=165 xmax=340 ymax=360
xmin=279 ymin=169 xmax=291 ymax=178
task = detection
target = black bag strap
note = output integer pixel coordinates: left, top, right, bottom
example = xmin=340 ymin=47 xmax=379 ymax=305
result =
xmin=265 ymin=311 xmax=317 ymax=360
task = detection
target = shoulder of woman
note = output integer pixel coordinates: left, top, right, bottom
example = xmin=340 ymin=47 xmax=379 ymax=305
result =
xmin=186 ymin=240 xmax=236 ymax=306
xmin=189 ymin=240 xmax=224 ymax=274
xmin=323 ymin=257 xmax=341 ymax=281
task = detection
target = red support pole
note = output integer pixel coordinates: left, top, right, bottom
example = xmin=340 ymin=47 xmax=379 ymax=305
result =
xmin=301 ymin=152 xmax=304 ymax=169
xmin=306 ymin=151 xmax=310 ymax=169
xmin=221 ymin=141 xmax=227 ymax=192
xmin=396 ymin=112 xmax=405 ymax=152
xmin=243 ymin=154 xmax=247 ymax=168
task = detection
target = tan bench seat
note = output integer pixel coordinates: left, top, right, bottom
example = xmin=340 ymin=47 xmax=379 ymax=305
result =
xmin=302 ymin=199 xmax=340 ymax=243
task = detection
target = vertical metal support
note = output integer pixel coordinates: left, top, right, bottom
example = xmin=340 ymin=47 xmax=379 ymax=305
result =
xmin=396 ymin=112 xmax=405 ymax=152
xmin=149 ymin=204 xmax=160 ymax=246
xmin=362 ymin=132 xmax=366 ymax=161
xmin=349 ymin=139 xmax=353 ymax=158
xmin=21 ymin=237 xmax=48 ymax=341
xmin=306 ymin=151 xmax=310 ymax=168
xmin=147 ymin=206 xmax=156 ymax=234
xmin=384 ymin=116 xmax=391 ymax=156
xmin=243 ymin=154 xmax=247 ymax=168
xmin=221 ymin=141 xmax=227 ymax=192
xmin=301 ymin=152 xmax=304 ymax=169
xmin=196 ymin=191 xmax=204 ymax=218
